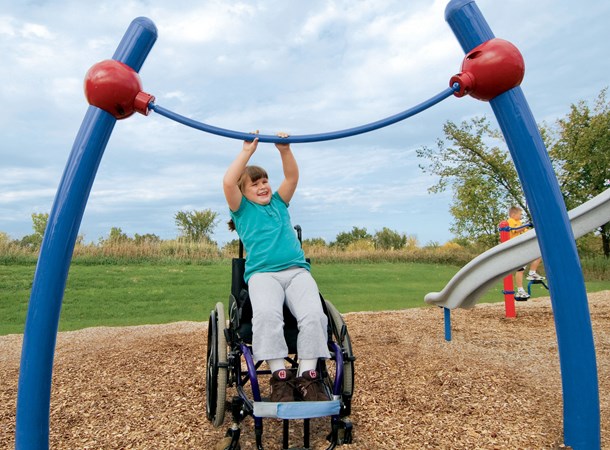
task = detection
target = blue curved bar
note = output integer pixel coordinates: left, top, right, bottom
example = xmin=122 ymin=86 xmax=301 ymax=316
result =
xmin=149 ymin=84 xmax=459 ymax=143
xmin=446 ymin=1 xmax=600 ymax=449
xmin=15 ymin=17 xmax=157 ymax=449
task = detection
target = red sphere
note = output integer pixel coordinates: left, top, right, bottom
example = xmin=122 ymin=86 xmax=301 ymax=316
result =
xmin=84 ymin=60 xmax=143 ymax=119
xmin=450 ymin=38 xmax=525 ymax=101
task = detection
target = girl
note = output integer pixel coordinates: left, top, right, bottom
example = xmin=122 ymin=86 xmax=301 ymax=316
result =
xmin=223 ymin=132 xmax=330 ymax=402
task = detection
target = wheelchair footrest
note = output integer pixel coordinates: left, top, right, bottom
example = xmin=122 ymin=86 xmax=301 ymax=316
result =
xmin=253 ymin=400 xmax=341 ymax=419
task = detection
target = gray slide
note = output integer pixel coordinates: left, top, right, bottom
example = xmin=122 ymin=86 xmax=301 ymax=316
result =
xmin=425 ymin=189 xmax=610 ymax=310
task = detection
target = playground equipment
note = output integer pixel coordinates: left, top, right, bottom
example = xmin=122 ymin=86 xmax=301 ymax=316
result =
xmin=526 ymin=277 xmax=549 ymax=296
xmin=14 ymin=1 xmax=601 ymax=449
xmin=206 ymin=234 xmax=355 ymax=449
xmin=498 ymin=220 xmax=519 ymax=317
xmin=499 ymin=220 xmax=548 ymax=316
xmin=425 ymin=187 xmax=610 ymax=310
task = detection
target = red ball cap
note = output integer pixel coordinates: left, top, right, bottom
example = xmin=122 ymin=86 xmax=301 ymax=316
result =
xmin=84 ymin=59 xmax=143 ymax=119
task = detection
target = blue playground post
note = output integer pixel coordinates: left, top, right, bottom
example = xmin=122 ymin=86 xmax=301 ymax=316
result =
xmin=14 ymin=18 xmax=157 ymax=449
xmin=445 ymin=1 xmax=600 ymax=448
xmin=443 ymin=307 xmax=452 ymax=342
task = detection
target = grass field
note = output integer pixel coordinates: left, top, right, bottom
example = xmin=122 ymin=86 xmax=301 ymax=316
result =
xmin=2 ymin=261 xmax=609 ymax=336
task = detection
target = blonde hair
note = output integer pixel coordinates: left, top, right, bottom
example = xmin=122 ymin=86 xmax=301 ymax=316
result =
xmin=228 ymin=165 xmax=269 ymax=231
xmin=509 ymin=206 xmax=522 ymax=217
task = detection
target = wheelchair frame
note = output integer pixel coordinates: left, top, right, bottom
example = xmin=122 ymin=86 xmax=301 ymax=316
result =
xmin=206 ymin=227 xmax=355 ymax=450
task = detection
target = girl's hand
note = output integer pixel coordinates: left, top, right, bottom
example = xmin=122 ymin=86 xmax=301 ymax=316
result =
xmin=275 ymin=131 xmax=290 ymax=151
xmin=243 ymin=130 xmax=260 ymax=153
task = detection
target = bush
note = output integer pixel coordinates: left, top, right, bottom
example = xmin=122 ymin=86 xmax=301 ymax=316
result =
xmin=346 ymin=239 xmax=375 ymax=252
xmin=332 ymin=227 xmax=372 ymax=249
xmin=0 ymin=232 xmax=10 ymax=246
xmin=0 ymin=236 xmax=39 ymax=264
xmin=441 ymin=241 xmax=463 ymax=251
xmin=373 ymin=227 xmax=408 ymax=250
xmin=577 ymin=232 xmax=603 ymax=258
xmin=580 ymin=256 xmax=610 ymax=281
xmin=3 ymin=229 xmax=609 ymax=282
xmin=221 ymin=239 xmax=240 ymax=258
xmin=72 ymin=239 xmax=221 ymax=264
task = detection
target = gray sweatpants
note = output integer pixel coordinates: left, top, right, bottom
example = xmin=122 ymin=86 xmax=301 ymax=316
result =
xmin=248 ymin=267 xmax=331 ymax=362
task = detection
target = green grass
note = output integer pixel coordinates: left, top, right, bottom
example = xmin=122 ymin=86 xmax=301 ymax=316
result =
xmin=2 ymin=261 xmax=609 ymax=336
xmin=313 ymin=262 xmax=465 ymax=311
xmin=0 ymin=263 xmax=233 ymax=335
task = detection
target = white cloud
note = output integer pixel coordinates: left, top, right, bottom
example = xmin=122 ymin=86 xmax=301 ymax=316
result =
xmin=0 ymin=167 xmax=59 ymax=188
xmin=158 ymin=2 xmax=257 ymax=45
xmin=0 ymin=188 xmax=56 ymax=203
xmin=48 ymin=77 xmax=84 ymax=110
xmin=0 ymin=16 xmax=17 ymax=37
xmin=21 ymin=22 xmax=55 ymax=40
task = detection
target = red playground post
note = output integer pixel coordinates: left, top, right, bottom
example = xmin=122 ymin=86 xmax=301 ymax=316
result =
xmin=498 ymin=220 xmax=516 ymax=318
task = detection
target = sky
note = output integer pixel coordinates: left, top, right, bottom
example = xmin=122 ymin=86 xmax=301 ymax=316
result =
xmin=1 ymin=0 xmax=610 ymax=247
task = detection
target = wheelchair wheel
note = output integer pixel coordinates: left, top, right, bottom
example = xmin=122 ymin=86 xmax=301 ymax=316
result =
xmin=324 ymin=300 xmax=355 ymax=402
xmin=206 ymin=302 xmax=228 ymax=427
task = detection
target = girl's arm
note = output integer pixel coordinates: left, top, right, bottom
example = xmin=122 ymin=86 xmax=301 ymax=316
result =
xmin=275 ymin=132 xmax=299 ymax=203
xmin=223 ymin=134 xmax=259 ymax=211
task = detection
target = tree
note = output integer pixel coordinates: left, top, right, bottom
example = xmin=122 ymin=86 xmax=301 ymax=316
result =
xmin=332 ymin=227 xmax=372 ymax=249
xmin=303 ymin=237 xmax=327 ymax=247
xmin=548 ymin=88 xmax=610 ymax=257
xmin=0 ymin=231 xmax=9 ymax=246
xmin=417 ymin=117 xmax=525 ymax=247
xmin=31 ymin=212 xmax=49 ymax=238
xmin=222 ymin=239 xmax=240 ymax=256
xmin=448 ymin=176 xmax=508 ymax=247
xmin=105 ymin=227 xmax=130 ymax=244
xmin=373 ymin=227 xmax=407 ymax=250
xmin=174 ymin=209 xmax=219 ymax=242
xmin=134 ymin=233 xmax=161 ymax=245
xmin=19 ymin=212 xmax=49 ymax=249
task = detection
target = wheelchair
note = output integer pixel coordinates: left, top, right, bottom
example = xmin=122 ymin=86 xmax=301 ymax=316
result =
xmin=206 ymin=226 xmax=355 ymax=450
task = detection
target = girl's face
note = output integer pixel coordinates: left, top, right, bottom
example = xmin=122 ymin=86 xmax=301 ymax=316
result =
xmin=243 ymin=175 xmax=272 ymax=205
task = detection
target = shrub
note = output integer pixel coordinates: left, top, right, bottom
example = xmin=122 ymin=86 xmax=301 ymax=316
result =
xmin=373 ymin=227 xmax=408 ymax=250
xmin=332 ymin=227 xmax=372 ymax=249
xmin=346 ymin=239 xmax=375 ymax=252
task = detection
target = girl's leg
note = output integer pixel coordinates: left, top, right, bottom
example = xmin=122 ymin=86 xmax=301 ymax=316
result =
xmin=248 ymin=273 xmax=288 ymax=362
xmin=267 ymin=358 xmax=286 ymax=373
xmin=284 ymin=268 xmax=331 ymax=361
xmin=297 ymin=358 xmax=318 ymax=377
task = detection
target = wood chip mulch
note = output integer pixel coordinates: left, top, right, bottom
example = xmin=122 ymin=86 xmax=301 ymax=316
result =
xmin=1 ymin=291 xmax=609 ymax=449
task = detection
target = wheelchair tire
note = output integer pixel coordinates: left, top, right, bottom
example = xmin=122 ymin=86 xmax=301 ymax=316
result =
xmin=206 ymin=302 xmax=228 ymax=427
xmin=324 ymin=300 xmax=355 ymax=400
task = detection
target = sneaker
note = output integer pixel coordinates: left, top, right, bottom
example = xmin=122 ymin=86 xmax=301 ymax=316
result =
xmin=515 ymin=288 xmax=530 ymax=300
xmin=526 ymin=272 xmax=546 ymax=281
xmin=295 ymin=370 xmax=329 ymax=401
xmin=270 ymin=369 xmax=296 ymax=402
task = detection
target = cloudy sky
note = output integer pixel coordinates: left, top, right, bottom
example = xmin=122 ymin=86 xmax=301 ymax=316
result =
xmin=2 ymin=0 xmax=609 ymax=246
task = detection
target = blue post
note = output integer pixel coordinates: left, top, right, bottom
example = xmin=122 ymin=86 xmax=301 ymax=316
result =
xmin=15 ymin=17 xmax=157 ymax=449
xmin=443 ymin=307 xmax=452 ymax=342
xmin=445 ymin=1 xmax=600 ymax=448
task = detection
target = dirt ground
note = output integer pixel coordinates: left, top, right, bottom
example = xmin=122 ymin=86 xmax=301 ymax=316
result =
xmin=1 ymin=292 xmax=609 ymax=449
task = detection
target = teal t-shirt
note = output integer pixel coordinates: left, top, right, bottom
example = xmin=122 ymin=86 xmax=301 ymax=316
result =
xmin=230 ymin=191 xmax=310 ymax=283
